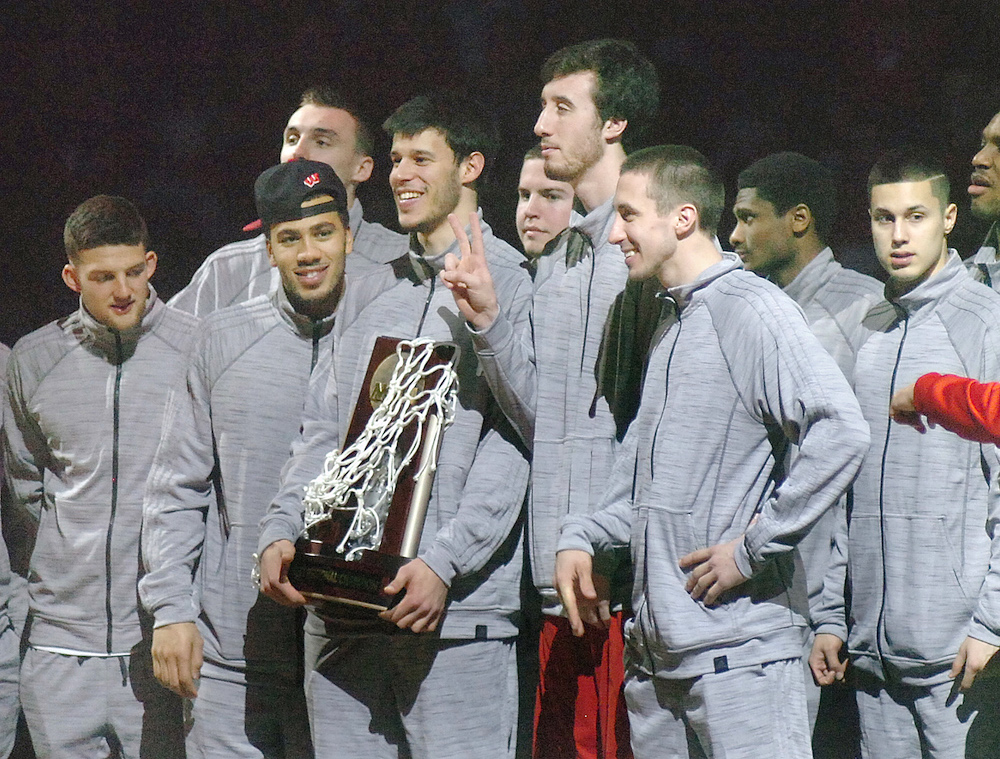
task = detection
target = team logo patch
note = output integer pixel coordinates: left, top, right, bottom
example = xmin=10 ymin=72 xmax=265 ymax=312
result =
xmin=304 ymin=173 xmax=320 ymax=188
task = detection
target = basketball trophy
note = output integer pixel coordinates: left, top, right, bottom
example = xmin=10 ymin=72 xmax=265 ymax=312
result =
xmin=286 ymin=336 xmax=460 ymax=618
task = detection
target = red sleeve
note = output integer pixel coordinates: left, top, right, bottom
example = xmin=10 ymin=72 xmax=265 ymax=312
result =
xmin=913 ymin=373 xmax=1000 ymax=444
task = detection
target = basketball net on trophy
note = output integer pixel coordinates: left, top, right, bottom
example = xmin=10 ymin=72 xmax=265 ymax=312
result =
xmin=287 ymin=336 xmax=460 ymax=617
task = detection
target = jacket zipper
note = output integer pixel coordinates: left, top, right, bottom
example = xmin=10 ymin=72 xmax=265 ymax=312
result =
xmin=106 ymin=332 xmax=123 ymax=654
xmin=311 ymin=320 xmax=321 ymax=372
xmin=649 ymin=303 xmax=681 ymax=476
xmin=415 ymin=271 xmax=435 ymax=337
xmin=875 ymin=309 xmax=908 ymax=671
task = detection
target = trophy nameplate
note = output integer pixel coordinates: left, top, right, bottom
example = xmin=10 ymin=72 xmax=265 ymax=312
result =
xmin=288 ymin=336 xmax=459 ymax=618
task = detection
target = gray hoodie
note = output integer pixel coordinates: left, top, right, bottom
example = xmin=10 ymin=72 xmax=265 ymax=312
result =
xmin=141 ymin=285 xmax=337 ymax=671
xmin=3 ymin=292 xmax=197 ymax=653
xmin=259 ymin=215 xmax=533 ymax=640
xmin=169 ymin=201 xmax=406 ymax=316
xmin=471 ymin=198 xmax=641 ymax=612
xmin=813 ymin=252 xmax=1000 ymax=686
xmin=966 ymin=221 xmax=1000 ymax=291
xmin=558 ymin=253 xmax=870 ymax=679
xmin=782 ymin=248 xmax=883 ymax=617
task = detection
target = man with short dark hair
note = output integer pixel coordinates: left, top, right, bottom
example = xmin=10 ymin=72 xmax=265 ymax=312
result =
xmin=811 ymin=151 xmax=1000 ymax=757
xmin=442 ymin=40 xmax=659 ymax=759
xmin=170 ymin=85 xmax=406 ymax=315
xmin=732 ymin=152 xmax=881 ymax=371
xmin=731 ymin=152 xmax=881 ymax=739
xmin=3 ymin=195 xmax=194 ymax=758
xmin=555 ymin=145 xmax=868 ymax=759
xmin=966 ymin=110 xmax=1000 ymax=288
xmin=257 ymin=92 xmax=532 ymax=759
xmin=516 ymin=145 xmax=574 ymax=260
xmin=141 ymin=160 xmax=356 ymax=758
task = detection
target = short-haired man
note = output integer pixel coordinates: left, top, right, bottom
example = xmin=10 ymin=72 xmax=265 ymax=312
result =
xmin=169 ymin=85 xmax=406 ymax=315
xmin=554 ymin=145 xmax=868 ymax=758
xmin=257 ymin=92 xmax=532 ymax=758
xmin=140 ymin=160 xmax=356 ymax=758
xmin=810 ymin=152 xmax=1000 ymax=757
xmin=966 ymin=110 xmax=1000 ymax=288
xmin=731 ymin=152 xmax=882 ymax=735
xmin=3 ymin=195 xmax=195 ymax=758
xmin=442 ymin=40 xmax=659 ymax=759
xmin=516 ymin=144 xmax=574 ymax=260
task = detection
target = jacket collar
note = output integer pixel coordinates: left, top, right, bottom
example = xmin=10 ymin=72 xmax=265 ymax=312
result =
xmin=783 ymin=247 xmax=842 ymax=302
xmin=74 ymin=285 xmax=163 ymax=360
xmin=664 ymin=251 xmax=744 ymax=312
xmin=403 ymin=208 xmax=489 ymax=282
xmin=270 ymin=281 xmax=337 ymax=339
xmin=349 ymin=199 xmax=364 ymax=238
xmin=888 ymin=249 xmax=969 ymax=318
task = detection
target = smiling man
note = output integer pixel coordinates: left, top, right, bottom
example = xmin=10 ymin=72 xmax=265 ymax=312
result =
xmin=257 ymin=92 xmax=532 ymax=759
xmin=810 ymin=151 xmax=1000 ymax=758
xmin=169 ymin=86 xmax=406 ymax=315
xmin=140 ymin=160 xmax=355 ymax=758
xmin=554 ymin=145 xmax=868 ymax=759
xmin=516 ymin=144 xmax=575 ymax=261
xmin=2 ymin=195 xmax=196 ymax=758
xmin=966 ymin=110 xmax=1000 ymax=288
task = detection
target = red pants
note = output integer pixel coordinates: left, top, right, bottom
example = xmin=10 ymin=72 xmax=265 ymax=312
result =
xmin=533 ymin=613 xmax=632 ymax=759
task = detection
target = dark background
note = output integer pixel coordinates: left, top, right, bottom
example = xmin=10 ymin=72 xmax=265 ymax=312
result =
xmin=2 ymin=0 xmax=999 ymax=348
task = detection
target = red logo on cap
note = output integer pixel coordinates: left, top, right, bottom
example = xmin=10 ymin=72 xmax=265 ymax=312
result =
xmin=303 ymin=173 xmax=320 ymax=188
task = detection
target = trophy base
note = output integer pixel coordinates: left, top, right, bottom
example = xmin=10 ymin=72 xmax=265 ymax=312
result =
xmin=288 ymin=536 xmax=410 ymax=618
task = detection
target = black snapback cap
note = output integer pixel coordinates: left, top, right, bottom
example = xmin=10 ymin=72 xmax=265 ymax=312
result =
xmin=254 ymin=160 xmax=349 ymax=229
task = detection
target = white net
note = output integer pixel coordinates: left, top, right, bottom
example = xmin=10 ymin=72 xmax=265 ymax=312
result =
xmin=301 ymin=338 xmax=459 ymax=561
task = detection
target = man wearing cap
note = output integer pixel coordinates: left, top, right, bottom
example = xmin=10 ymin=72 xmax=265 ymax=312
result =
xmin=169 ymin=85 xmax=406 ymax=316
xmin=140 ymin=160 xmax=357 ymax=758
xmin=257 ymin=91 xmax=532 ymax=759
xmin=3 ymin=195 xmax=194 ymax=758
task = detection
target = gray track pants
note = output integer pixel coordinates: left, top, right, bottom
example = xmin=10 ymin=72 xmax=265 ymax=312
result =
xmin=624 ymin=657 xmax=811 ymax=759
xmin=304 ymin=632 xmax=518 ymax=759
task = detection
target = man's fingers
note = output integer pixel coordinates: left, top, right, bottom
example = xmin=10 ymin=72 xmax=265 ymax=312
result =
xmin=678 ymin=547 xmax=710 ymax=568
xmin=950 ymin=647 xmax=966 ymax=681
xmin=447 ymin=213 xmax=472 ymax=258
xmin=468 ymin=212 xmax=486 ymax=264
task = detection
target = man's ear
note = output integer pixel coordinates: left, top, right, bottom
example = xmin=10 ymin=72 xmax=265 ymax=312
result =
xmin=789 ymin=204 xmax=813 ymax=236
xmin=266 ymin=238 xmax=277 ymax=267
xmin=352 ymin=154 xmax=374 ymax=185
xmin=461 ymin=152 xmax=485 ymax=185
xmin=344 ymin=227 xmax=354 ymax=257
xmin=944 ymin=202 xmax=958 ymax=235
xmin=675 ymin=203 xmax=699 ymax=237
xmin=62 ymin=263 xmax=82 ymax=293
xmin=145 ymin=250 xmax=158 ymax=280
xmin=603 ymin=117 xmax=628 ymax=144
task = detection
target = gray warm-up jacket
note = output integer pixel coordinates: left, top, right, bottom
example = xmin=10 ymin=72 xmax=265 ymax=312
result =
xmin=782 ymin=248 xmax=883 ymax=617
xmin=0 ymin=345 xmax=16 ymax=630
xmin=169 ymin=200 xmax=407 ymax=316
xmin=558 ymin=253 xmax=870 ymax=679
xmin=2 ymin=292 xmax=197 ymax=653
xmin=967 ymin=221 xmax=1000 ymax=291
xmin=813 ymin=252 xmax=1000 ymax=686
xmin=141 ymin=285 xmax=337 ymax=672
xmin=471 ymin=198 xmax=644 ymax=612
xmin=259 ymin=215 xmax=533 ymax=640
